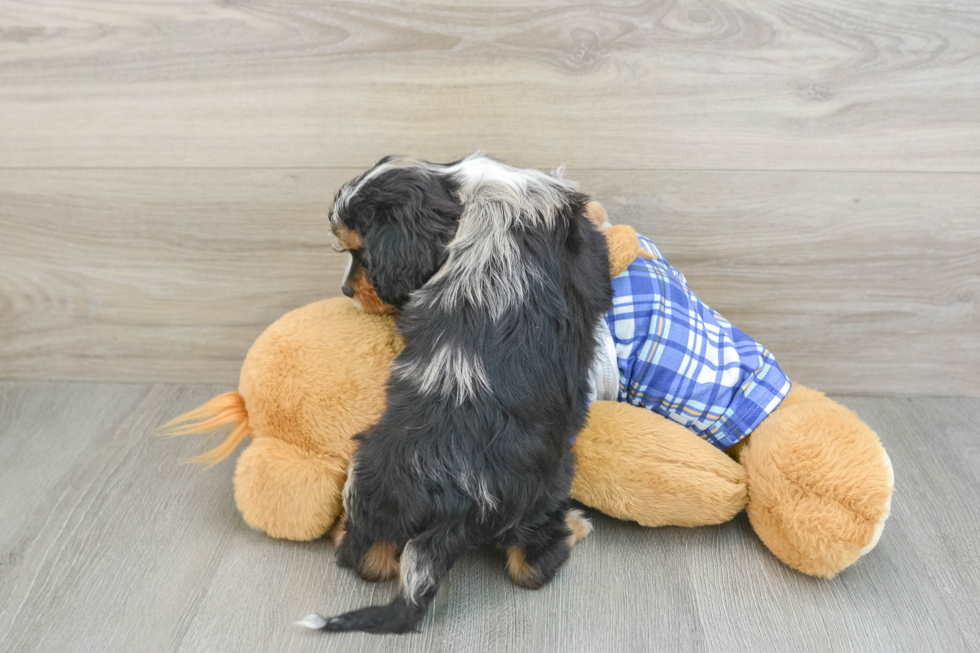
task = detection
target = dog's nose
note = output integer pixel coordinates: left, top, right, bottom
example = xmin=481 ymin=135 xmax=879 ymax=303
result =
xmin=342 ymin=283 xmax=354 ymax=299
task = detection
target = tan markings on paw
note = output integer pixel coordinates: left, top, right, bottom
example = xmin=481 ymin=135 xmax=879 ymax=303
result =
xmin=506 ymin=546 xmax=544 ymax=589
xmin=566 ymin=508 xmax=593 ymax=547
xmin=360 ymin=541 xmax=400 ymax=582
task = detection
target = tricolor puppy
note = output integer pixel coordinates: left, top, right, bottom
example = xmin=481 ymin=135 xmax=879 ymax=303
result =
xmin=299 ymin=153 xmax=611 ymax=634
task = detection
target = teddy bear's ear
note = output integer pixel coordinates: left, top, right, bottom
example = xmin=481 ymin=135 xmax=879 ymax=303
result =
xmin=602 ymin=224 xmax=655 ymax=278
xmin=585 ymin=201 xmax=610 ymax=227
xmin=584 ymin=201 xmax=655 ymax=277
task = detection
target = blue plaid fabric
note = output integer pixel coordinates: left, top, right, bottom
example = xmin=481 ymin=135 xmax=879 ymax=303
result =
xmin=604 ymin=234 xmax=791 ymax=450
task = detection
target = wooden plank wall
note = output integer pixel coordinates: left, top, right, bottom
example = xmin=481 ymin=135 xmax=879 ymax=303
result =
xmin=1 ymin=0 xmax=978 ymax=395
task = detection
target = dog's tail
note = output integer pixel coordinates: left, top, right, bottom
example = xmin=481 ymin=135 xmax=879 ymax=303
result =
xmin=157 ymin=391 xmax=251 ymax=467
xmin=297 ymin=526 xmax=465 ymax=634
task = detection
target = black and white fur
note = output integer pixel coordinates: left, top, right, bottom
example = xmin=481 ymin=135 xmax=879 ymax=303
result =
xmin=301 ymin=153 xmax=612 ymax=634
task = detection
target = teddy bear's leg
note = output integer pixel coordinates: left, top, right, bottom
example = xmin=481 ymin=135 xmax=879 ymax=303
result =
xmin=233 ymin=437 xmax=348 ymax=541
xmin=737 ymin=384 xmax=894 ymax=578
xmin=228 ymin=298 xmax=402 ymax=543
xmin=571 ymin=401 xmax=748 ymax=527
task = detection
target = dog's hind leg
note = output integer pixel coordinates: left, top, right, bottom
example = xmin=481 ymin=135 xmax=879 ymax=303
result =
xmin=301 ymin=519 xmax=470 ymax=634
xmin=334 ymin=515 xmax=373 ymax=570
xmin=334 ymin=515 xmax=400 ymax=582
xmin=505 ymin=505 xmax=591 ymax=590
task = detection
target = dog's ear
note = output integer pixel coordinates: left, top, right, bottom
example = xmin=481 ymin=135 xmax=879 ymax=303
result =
xmin=350 ymin=166 xmax=462 ymax=308
xmin=363 ymin=223 xmax=449 ymax=309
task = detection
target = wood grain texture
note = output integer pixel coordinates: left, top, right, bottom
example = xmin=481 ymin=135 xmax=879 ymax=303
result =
xmin=0 ymin=168 xmax=343 ymax=384
xmin=0 ymin=0 xmax=978 ymax=170
xmin=603 ymin=170 xmax=980 ymax=397
xmin=0 ymin=382 xmax=977 ymax=652
xmin=2 ymin=168 xmax=978 ymax=395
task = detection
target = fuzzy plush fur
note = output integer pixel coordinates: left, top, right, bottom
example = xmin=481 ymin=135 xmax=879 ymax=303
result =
xmin=570 ymin=400 xmax=748 ymax=528
xmin=737 ymin=385 xmax=894 ymax=577
xmin=162 ymin=217 xmax=894 ymax=586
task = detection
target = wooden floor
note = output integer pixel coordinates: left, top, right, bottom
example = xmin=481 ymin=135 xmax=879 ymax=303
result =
xmin=0 ymin=381 xmax=976 ymax=652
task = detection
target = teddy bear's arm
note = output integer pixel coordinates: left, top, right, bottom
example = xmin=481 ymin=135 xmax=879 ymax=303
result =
xmin=572 ymin=401 xmax=748 ymax=527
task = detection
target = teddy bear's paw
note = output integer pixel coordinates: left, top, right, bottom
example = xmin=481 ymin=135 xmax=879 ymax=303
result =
xmin=858 ymin=449 xmax=894 ymax=558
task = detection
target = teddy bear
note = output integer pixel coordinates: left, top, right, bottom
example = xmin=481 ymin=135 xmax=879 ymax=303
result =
xmin=162 ymin=213 xmax=894 ymax=579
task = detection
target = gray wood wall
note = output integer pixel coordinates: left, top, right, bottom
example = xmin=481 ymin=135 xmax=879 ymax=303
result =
xmin=1 ymin=0 xmax=978 ymax=395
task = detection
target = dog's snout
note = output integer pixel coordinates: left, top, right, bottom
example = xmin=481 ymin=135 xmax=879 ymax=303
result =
xmin=341 ymin=251 xmax=356 ymax=298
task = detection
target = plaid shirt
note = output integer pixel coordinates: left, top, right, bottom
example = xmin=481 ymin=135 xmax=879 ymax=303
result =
xmin=602 ymin=234 xmax=791 ymax=450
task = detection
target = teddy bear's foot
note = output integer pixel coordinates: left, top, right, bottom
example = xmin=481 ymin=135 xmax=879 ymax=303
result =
xmin=739 ymin=385 xmax=895 ymax=578
xmin=234 ymin=437 xmax=347 ymax=541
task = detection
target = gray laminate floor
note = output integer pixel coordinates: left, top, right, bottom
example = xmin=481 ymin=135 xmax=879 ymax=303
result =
xmin=0 ymin=382 xmax=976 ymax=652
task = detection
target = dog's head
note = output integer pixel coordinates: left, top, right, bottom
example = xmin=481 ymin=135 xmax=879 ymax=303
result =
xmin=329 ymin=156 xmax=464 ymax=315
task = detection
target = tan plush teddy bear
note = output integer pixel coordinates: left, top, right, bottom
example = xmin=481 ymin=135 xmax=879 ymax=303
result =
xmin=163 ymin=213 xmax=893 ymax=578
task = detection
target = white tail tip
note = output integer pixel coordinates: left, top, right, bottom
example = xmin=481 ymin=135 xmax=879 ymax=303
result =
xmin=296 ymin=613 xmax=328 ymax=629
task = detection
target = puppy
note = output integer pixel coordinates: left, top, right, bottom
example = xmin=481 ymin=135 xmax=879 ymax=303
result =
xmin=299 ymin=153 xmax=612 ymax=634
